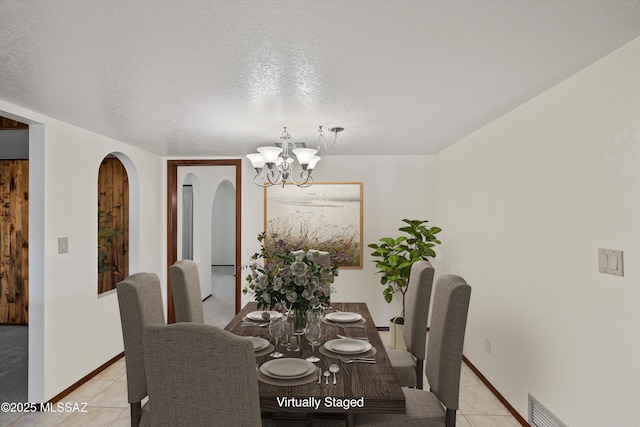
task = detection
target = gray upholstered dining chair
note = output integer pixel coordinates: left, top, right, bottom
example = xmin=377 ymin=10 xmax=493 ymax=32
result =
xmin=142 ymin=322 xmax=262 ymax=427
xmin=292 ymin=249 xmax=330 ymax=267
xmin=386 ymin=260 xmax=435 ymax=389
xmin=355 ymin=274 xmax=472 ymax=427
xmin=116 ymin=272 xmax=166 ymax=427
xmin=169 ymin=259 xmax=205 ymax=323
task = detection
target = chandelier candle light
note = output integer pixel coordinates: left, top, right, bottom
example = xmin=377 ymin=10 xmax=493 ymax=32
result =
xmin=246 ymin=126 xmax=343 ymax=188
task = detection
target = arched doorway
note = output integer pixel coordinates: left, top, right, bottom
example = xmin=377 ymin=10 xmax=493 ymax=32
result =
xmin=209 ymin=180 xmax=236 ymax=324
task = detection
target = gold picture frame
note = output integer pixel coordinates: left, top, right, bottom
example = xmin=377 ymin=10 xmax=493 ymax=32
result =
xmin=264 ymin=182 xmax=363 ymax=268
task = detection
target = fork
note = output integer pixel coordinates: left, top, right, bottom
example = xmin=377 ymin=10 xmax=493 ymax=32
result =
xmin=241 ymin=322 xmax=268 ymax=327
xmin=340 ymin=357 xmax=376 ymax=364
xmin=337 ymin=334 xmax=369 ymax=341
xmin=331 ymin=321 xmax=365 ymax=329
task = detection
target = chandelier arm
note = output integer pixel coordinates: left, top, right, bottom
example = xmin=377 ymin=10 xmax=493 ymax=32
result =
xmin=298 ymin=174 xmax=313 ymax=188
xmin=287 ymin=169 xmax=312 ymax=187
xmin=253 ymin=173 xmax=273 ymax=187
xmin=265 ymin=167 xmax=283 ymax=185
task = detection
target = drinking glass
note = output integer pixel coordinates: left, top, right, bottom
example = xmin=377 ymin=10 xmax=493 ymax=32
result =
xmin=304 ymin=314 xmax=322 ymax=363
xmin=269 ymin=318 xmax=284 ymax=358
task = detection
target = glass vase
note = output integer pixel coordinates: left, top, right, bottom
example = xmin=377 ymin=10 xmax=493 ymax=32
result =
xmin=290 ymin=308 xmax=308 ymax=334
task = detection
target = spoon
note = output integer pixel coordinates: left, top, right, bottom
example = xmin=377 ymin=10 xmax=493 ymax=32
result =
xmin=324 ymin=370 xmax=330 ymax=385
xmin=329 ymin=364 xmax=339 ymax=385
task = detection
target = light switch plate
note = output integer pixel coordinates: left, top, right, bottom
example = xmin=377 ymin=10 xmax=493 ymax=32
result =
xmin=598 ymin=248 xmax=623 ymax=277
xmin=58 ymin=237 xmax=69 ymax=254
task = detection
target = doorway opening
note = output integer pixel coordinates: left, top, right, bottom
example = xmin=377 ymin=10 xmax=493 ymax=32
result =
xmin=167 ymin=159 xmax=242 ymax=324
xmin=208 ymin=179 xmax=236 ymax=326
xmin=0 ymin=116 xmax=29 ymax=415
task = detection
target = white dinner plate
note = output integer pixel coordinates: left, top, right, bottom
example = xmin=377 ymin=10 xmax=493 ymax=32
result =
xmin=260 ymin=358 xmax=316 ymax=379
xmin=325 ymin=312 xmax=363 ymax=323
xmin=246 ymin=311 xmax=283 ymax=321
xmin=245 ymin=336 xmax=270 ymax=351
xmin=324 ymin=338 xmax=372 ymax=355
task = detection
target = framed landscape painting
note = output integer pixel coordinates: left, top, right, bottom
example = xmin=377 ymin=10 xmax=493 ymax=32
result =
xmin=264 ymin=182 xmax=363 ymax=268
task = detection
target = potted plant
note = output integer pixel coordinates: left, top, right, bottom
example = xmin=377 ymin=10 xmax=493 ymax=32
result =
xmin=368 ymin=219 xmax=441 ymax=348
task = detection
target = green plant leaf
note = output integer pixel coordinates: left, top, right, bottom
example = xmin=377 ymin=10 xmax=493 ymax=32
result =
xmin=383 ymin=286 xmax=394 ymax=303
xmin=368 ymin=218 xmax=442 ymax=313
xmin=397 ymin=261 xmax=413 ymax=270
xmin=394 ymin=236 xmax=407 ymax=245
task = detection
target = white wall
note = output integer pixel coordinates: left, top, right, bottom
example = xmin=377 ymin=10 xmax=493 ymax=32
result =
xmin=0 ymin=101 xmax=165 ymax=402
xmin=211 ymin=180 xmax=236 ymax=266
xmin=240 ymin=155 xmax=437 ymax=327
xmin=433 ymin=37 xmax=640 ymax=426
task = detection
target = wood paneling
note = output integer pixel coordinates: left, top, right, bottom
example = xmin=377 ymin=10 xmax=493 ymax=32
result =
xmin=98 ymin=157 xmax=129 ymax=294
xmin=0 ymin=160 xmax=29 ymax=324
xmin=0 ymin=116 xmax=28 ymax=130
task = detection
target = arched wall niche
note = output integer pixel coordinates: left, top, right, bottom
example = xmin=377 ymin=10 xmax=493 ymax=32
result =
xmin=97 ymin=152 xmax=140 ymax=293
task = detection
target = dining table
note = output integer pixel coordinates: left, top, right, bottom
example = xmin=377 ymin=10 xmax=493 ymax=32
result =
xmin=224 ymin=302 xmax=405 ymax=425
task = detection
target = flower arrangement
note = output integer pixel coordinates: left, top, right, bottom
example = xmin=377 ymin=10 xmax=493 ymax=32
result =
xmin=242 ymin=232 xmax=338 ymax=313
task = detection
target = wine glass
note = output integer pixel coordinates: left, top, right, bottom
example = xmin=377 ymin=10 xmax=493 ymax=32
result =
xmin=304 ymin=315 xmax=322 ymax=363
xmin=269 ymin=318 xmax=284 ymax=358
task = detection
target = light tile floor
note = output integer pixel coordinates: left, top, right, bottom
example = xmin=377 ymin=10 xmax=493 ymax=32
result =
xmin=6 ymin=331 xmax=522 ymax=427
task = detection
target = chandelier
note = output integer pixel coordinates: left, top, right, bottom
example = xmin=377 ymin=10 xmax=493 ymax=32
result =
xmin=246 ymin=126 xmax=344 ymax=187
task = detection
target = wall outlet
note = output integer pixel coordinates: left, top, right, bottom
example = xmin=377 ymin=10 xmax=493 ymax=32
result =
xmin=485 ymin=338 xmax=491 ymax=355
xmin=58 ymin=237 xmax=69 ymax=254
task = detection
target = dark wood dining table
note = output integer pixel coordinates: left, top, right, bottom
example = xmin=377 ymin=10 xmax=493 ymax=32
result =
xmin=224 ymin=302 xmax=405 ymax=424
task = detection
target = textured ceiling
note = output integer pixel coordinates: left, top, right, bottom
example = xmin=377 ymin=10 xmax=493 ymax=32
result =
xmin=2 ymin=0 xmax=640 ymax=157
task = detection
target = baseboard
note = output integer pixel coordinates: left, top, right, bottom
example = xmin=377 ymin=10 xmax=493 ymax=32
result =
xmin=49 ymin=352 xmax=124 ymax=403
xmin=462 ymin=355 xmax=530 ymax=426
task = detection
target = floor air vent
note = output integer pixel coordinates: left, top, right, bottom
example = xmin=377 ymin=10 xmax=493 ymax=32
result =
xmin=529 ymin=394 xmax=566 ymax=427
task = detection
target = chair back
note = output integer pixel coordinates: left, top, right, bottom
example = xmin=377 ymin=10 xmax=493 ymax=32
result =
xmin=143 ymin=323 xmax=262 ymax=427
xmin=170 ymin=259 xmax=205 ymax=323
xmin=116 ymin=273 xmax=165 ymax=407
xmin=310 ymin=250 xmax=330 ymax=268
xmin=292 ymin=249 xmax=330 ymax=266
xmin=403 ymin=260 xmax=435 ymax=359
xmin=426 ymin=274 xmax=472 ymax=411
